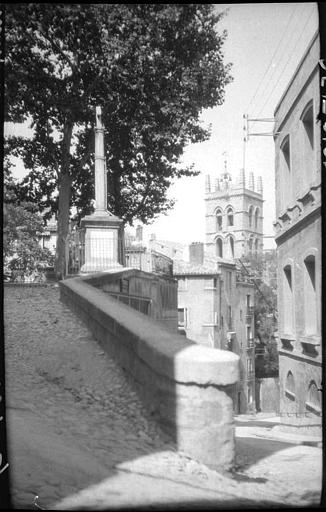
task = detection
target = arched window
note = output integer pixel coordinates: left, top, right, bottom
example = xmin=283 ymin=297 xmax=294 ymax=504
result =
xmin=248 ymin=205 xmax=254 ymax=228
xmin=306 ymin=380 xmax=321 ymax=415
xmin=285 ymin=370 xmax=295 ymax=400
xmin=229 ymin=236 xmax=235 ymax=258
xmin=254 ymin=208 xmax=259 ymax=230
xmin=216 ymin=208 xmax=223 ymax=231
xmin=248 ymin=236 xmax=253 ymax=254
xmin=227 ymin=207 xmax=234 ymax=227
xmin=216 ymin=238 xmax=223 ymax=258
xmin=254 ymin=238 xmax=259 ymax=256
xmin=301 ymin=101 xmax=314 ymax=189
xmin=304 ymin=254 xmax=317 ymax=335
xmin=280 ymin=134 xmax=291 ymax=209
xmin=301 ymin=100 xmax=314 ymax=149
xmin=283 ymin=264 xmax=294 ymax=334
xmin=281 ymin=135 xmax=291 ymax=171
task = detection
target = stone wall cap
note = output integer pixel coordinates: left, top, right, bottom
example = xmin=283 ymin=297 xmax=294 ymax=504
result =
xmin=81 ymin=267 xmax=176 ymax=283
xmin=173 ymin=345 xmax=239 ymax=385
xmin=175 ymin=344 xmax=238 ymax=363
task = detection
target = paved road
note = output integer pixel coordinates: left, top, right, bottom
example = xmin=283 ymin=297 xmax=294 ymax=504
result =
xmin=4 ymin=285 xmax=323 ymax=509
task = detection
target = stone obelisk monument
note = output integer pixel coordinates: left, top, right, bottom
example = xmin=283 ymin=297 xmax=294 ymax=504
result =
xmin=80 ymin=106 xmax=124 ymax=273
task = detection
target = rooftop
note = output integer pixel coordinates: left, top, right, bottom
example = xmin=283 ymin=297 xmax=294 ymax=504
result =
xmin=173 ymin=255 xmax=236 ymax=276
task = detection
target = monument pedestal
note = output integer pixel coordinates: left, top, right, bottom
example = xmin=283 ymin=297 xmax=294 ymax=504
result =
xmin=80 ymin=210 xmax=124 ymax=273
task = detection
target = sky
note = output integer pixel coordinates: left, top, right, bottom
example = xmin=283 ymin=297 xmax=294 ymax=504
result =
xmin=136 ymin=2 xmax=319 ymax=250
xmin=6 ymin=3 xmax=319 ymax=251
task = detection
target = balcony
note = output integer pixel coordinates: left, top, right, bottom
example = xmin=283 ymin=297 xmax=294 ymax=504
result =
xmin=246 ymin=338 xmax=255 ymax=349
xmin=279 ymin=334 xmax=295 ymax=352
xmin=246 ymin=306 xmax=254 ymax=318
xmin=299 ymin=335 xmax=320 ymax=347
xmin=300 ymin=335 xmax=321 ymax=357
xmin=255 ymin=346 xmax=266 ymax=357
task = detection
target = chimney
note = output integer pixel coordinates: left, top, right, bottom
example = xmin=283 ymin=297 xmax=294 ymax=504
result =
xmin=136 ymin=225 xmax=143 ymax=242
xmin=248 ymin=172 xmax=255 ymax=191
xmin=205 ymin=175 xmax=211 ymax=193
xmin=189 ymin=242 xmax=204 ymax=265
xmin=257 ymin=176 xmax=263 ymax=195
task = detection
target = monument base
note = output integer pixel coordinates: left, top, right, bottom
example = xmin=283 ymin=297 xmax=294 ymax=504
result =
xmin=80 ymin=210 xmax=125 ymax=273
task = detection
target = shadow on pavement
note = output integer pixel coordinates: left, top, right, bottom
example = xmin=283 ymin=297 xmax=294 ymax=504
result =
xmin=235 ymin=435 xmax=295 ymax=469
xmin=65 ymin=501 xmax=287 ymax=511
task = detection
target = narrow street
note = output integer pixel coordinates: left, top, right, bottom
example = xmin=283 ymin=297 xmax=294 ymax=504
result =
xmin=4 ymin=285 xmax=322 ymax=509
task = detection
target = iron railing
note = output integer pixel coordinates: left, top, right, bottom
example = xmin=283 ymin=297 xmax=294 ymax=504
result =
xmin=66 ymin=230 xmax=173 ymax=277
xmin=105 ymin=292 xmax=151 ymax=316
xmin=65 ymin=231 xmax=124 ymax=275
xmin=246 ymin=338 xmax=255 ymax=349
xmin=255 ymin=346 xmax=266 ymax=356
xmin=66 ymin=238 xmax=85 ymax=275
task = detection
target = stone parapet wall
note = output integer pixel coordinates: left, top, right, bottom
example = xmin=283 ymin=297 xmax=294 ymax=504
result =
xmin=82 ymin=267 xmax=178 ymax=332
xmin=59 ymin=275 xmax=240 ymax=470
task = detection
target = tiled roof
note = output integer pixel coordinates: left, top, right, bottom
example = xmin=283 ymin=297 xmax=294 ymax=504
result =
xmin=173 ymin=258 xmax=220 ymax=276
xmin=173 ymin=252 xmax=239 ymax=275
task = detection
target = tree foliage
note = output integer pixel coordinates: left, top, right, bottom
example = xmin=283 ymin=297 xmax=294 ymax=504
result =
xmin=244 ymin=252 xmax=279 ymax=378
xmin=4 ymin=166 xmax=54 ymax=277
xmin=3 ymin=200 xmax=54 ymax=277
xmin=4 ymin=4 xmax=232 ymax=278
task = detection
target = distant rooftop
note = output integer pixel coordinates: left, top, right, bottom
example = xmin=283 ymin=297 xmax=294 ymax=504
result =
xmin=173 ymin=254 xmax=236 ymax=276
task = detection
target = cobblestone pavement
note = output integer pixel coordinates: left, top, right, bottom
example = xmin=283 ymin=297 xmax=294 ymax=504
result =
xmin=4 ymin=285 xmax=175 ymax=508
xmin=4 ymin=285 xmax=323 ymax=509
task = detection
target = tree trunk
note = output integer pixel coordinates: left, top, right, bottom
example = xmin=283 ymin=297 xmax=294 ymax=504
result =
xmin=55 ymin=172 xmax=72 ymax=280
xmin=54 ymin=121 xmax=73 ymax=280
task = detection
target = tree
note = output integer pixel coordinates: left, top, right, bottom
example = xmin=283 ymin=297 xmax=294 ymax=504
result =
xmin=4 ymin=4 xmax=232 ymax=279
xmin=254 ymin=280 xmax=278 ymax=378
xmin=4 ymin=164 xmax=54 ymax=279
xmin=3 ymin=201 xmax=54 ymax=279
xmin=239 ymin=252 xmax=279 ymax=377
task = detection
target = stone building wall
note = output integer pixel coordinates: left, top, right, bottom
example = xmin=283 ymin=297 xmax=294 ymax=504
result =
xmin=175 ymin=256 xmax=255 ymax=414
xmin=177 ymin=274 xmax=219 ymax=347
xmin=274 ymin=31 xmax=321 ymax=434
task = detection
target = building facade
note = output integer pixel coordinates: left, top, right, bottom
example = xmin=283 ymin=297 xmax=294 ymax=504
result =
xmin=148 ymin=234 xmax=186 ymax=261
xmin=273 ymin=32 xmax=321 ymax=434
xmin=205 ymin=170 xmax=264 ymax=261
xmin=124 ymin=226 xmax=173 ymax=276
xmin=174 ymin=242 xmax=255 ymax=414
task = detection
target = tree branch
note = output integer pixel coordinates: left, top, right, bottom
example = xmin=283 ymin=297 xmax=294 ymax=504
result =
xmin=130 ymin=172 xmax=153 ymax=218
xmin=37 ymin=25 xmax=78 ymax=74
